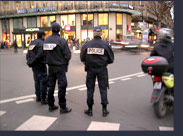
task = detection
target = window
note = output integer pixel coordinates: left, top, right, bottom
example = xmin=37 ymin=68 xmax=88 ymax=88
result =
xmin=61 ymin=15 xmax=68 ymax=28
xmin=81 ymin=14 xmax=93 ymax=25
xmin=49 ymin=16 xmax=56 ymax=26
xmin=41 ymin=16 xmax=48 ymax=27
xmin=13 ymin=18 xmax=23 ymax=29
xmin=2 ymin=19 xmax=10 ymax=32
xmin=27 ymin=17 xmax=37 ymax=28
xmin=41 ymin=16 xmax=55 ymax=27
xmin=127 ymin=15 xmax=131 ymax=25
xmin=116 ymin=13 xmax=123 ymax=25
xmin=68 ymin=14 xmax=75 ymax=26
xmin=61 ymin=14 xmax=75 ymax=27
xmin=98 ymin=13 xmax=108 ymax=25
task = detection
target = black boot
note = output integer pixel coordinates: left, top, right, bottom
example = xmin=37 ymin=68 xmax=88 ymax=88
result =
xmin=49 ymin=105 xmax=59 ymax=112
xmin=84 ymin=105 xmax=93 ymax=116
xmin=102 ymin=105 xmax=109 ymax=117
xmin=60 ymin=107 xmax=72 ymax=114
xmin=36 ymin=97 xmax=41 ymax=102
xmin=41 ymin=99 xmax=47 ymax=105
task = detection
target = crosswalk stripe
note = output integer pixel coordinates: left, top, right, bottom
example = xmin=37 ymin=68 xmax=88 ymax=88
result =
xmin=137 ymin=74 xmax=146 ymax=77
xmin=15 ymin=115 xmax=57 ymax=131
xmin=87 ymin=121 xmax=120 ymax=131
xmin=159 ymin=126 xmax=174 ymax=131
xmin=78 ymin=87 xmax=87 ymax=91
xmin=121 ymin=78 xmax=131 ymax=81
xmin=16 ymin=98 xmax=34 ymax=104
xmin=0 ymin=111 xmax=6 ymax=117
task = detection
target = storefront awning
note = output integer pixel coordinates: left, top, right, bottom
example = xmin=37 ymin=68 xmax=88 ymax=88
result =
xmin=0 ymin=8 xmax=141 ymax=19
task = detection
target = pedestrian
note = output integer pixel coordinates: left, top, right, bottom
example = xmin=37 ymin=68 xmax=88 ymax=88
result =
xmin=13 ymin=39 xmax=18 ymax=53
xmin=43 ymin=22 xmax=72 ymax=113
xmin=150 ymin=28 xmax=174 ymax=73
xmin=22 ymin=40 xmax=25 ymax=49
xmin=26 ymin=30 xmax=48 ymax=104
xmin=80 ymin=26 xmax=114 ymax=117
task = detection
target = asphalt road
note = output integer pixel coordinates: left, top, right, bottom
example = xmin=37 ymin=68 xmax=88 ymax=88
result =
xmin=0 ymin=48 xmax=173 ymax=131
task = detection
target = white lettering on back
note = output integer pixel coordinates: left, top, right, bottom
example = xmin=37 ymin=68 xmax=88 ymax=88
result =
xmin=43 ymin=43 xmax=57 ymax=50
xmin=87 ymin=48 xmax=104 ymax=55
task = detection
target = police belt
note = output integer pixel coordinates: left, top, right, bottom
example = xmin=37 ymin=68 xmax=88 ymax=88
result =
xmin=86 ymin=65 xmax=106 ymax=69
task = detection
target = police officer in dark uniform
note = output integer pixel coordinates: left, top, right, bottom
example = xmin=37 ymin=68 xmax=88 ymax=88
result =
xmin=26 ymin=30 xmax=47 ymax=104
xmin=80 ymin=26 xmax=114 ymax=117
xmin=43 ymin=22 xmax=72 ymax=113
xmin=150 ymin=28 xmax=174 ymax=73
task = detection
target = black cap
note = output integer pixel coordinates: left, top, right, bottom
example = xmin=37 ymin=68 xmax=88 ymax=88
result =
xmin=93 ymin=26 xmax=102 ymax=32
xmin=37 ymin=30 xmax=45 ymax=38
xmin=52 ymin=22 xmax=61 ymax=33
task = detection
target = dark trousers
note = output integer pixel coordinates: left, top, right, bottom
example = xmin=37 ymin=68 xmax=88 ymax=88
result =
xmin=32 ymin=64 xmax=47 ymax=100
xmin=47 ymin=65 xmax=67 ymax=108
xmin=86 ymin=67 xmax=109 ymax=106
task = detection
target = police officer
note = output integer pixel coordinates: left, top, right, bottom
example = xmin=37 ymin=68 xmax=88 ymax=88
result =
xmin=26 ymin=30 xmax=47 ymax=104
xmin=80 ymin=26 xmax=114 ymax=117
xmin=43 ymin=22 xmax=72 ymax=113
xmin=150 ymin=28 xmax=174 ymax=73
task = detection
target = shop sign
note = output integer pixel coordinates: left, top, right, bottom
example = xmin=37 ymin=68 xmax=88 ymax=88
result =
xmin=65 ymin=25 xmax=71 ymax=31
xmin=18 ymin=7 xmax=57 ymax=14
xmin=26 ymin=28 xmax=39 ymax=32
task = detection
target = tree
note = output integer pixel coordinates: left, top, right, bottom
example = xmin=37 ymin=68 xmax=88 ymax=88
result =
xmin=149 ymin=1 xmax=174 ymax=29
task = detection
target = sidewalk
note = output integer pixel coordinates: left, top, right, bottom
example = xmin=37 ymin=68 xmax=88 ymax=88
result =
xmin=0 ymin=48 xmax=28 ymax=55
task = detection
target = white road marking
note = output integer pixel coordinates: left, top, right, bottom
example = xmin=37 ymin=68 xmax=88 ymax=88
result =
xmin=16 ymin=98 xmax=34 ymax=104
xmin=0 ymin=72 xmax=143 ymax=104
xmin=15 ymin=115 xmax=57 ymax=131
xmin=137 ymin=74 xmax=146 ymax=77
xmin=121 ymin=78 xmax=131 ymax=81
xmin=159 ymin=126 xmax=174 ymax=131
xmin=109 ymin=81 xmax=115 ymax=84
xmin=87 ymin=121 xmax=120 ymax=131
xmin=0 ymin=111 xmax=6 ymax=117
xmin=78 ymin=87 xmax=87 ymax=91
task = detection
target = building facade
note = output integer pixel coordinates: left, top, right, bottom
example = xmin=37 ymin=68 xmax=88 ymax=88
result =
xmin=0 ymin=1 xmax=141 ymax=47
xmin=0 ymin=1 xmax=173 ymax=47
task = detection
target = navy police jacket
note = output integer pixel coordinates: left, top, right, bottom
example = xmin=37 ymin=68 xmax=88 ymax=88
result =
xmin=43 ymin=33 xmax=71 ymax=67
xmin=80 ymin=36 xmax=114 ymax=68
xmin=26 ymin=38 xmax=45 ymax=67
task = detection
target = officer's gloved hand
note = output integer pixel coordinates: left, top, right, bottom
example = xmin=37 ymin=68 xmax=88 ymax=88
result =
xmin=26 ymin=61 xmax=32 ymax=67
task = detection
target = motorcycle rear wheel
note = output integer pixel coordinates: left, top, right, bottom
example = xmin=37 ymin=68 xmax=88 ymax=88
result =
xmin=153 ymin=94 xmax=167 ymax=118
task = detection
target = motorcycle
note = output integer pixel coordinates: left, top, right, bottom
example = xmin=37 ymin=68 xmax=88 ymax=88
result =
xmin=141 ymin=56 xmax=174 ymax=118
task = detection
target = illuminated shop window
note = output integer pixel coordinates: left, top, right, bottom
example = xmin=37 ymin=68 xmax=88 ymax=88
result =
xmin=82 ymin=14 xmax=93 ymax=25
xmin=41 ymin=16 xmax=48 ymax=27
xmin=101 ymin=29 xmax=108 ymax=40
xmin=49 ymin=16 xmax=56 ymax=26
xmin=61 ymin=14 xmax=75 ymax=27
xmin=116 ymin=29 xmax=122 ymax=41
xmin=116 ymin=13 xmax=123 ymax=25
xmin=61 ymin=15 xmax=68 ymax=28
xmin=81 ymin=30 xmax=93 ymax=41
xmin=41 ymin=16 xmax=55 ymax=27
xmin=68 ymin=14 xmax=75 ymax=26
xmin=98 ymin=13 xmax=108 ymax=25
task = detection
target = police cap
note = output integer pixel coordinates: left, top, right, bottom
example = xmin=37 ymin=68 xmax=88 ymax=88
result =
xmin=93 ymin=26 xmax=102 ymax=32
xmin=52 ymin=22 xmax=61 ymax=33
xmin=37 ymin=30 xmax=45 ymax=38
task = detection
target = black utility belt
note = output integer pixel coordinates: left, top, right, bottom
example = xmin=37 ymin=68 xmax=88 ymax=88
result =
xmin=87 ymin=65 xmax=106 ymax=69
